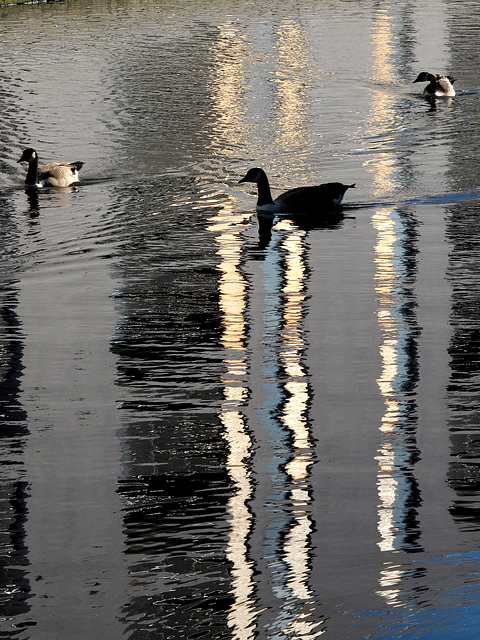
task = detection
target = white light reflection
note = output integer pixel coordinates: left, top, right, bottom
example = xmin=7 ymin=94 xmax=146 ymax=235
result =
xmin=209 ymin=18 xmax=321 ymax=638
xmin=266 ymin=219 xmax=323 ymax=639
xmin=376 ymin=563 xmax=406 ymax=608
xmin=210 ymin=200 xmax=256 ymax=640
xmin=211 ymin=208 xmax=322 ymax=639
xmin=368 ymin=6 xmax=422 ymax=605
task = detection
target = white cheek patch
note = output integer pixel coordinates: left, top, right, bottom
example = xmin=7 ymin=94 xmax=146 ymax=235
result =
xmin=257 ymin=203 xmax=278 ymax=213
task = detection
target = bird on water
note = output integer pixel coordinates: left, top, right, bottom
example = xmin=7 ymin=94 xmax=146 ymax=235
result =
xmin=18 ymin=148 xmax=84 ymax=188
xmin=413 ymin=72 xmax=456 ymax=97
xmin=239 ymin=167 xmax=355 ymax=214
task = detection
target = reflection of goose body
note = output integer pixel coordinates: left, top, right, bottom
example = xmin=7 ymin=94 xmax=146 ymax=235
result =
xmin=18 ymin=148 xmax=84 ymax=188
xmin=413 ymin=72 xmax=456 ymax=97
xmin=239 ymin=168 xmax=355 ymax=214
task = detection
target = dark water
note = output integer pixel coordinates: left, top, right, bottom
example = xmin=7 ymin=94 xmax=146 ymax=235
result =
xmin=2 ymin=0 xmax=480 ymax=638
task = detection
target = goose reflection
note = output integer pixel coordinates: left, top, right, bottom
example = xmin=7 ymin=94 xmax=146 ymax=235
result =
xmin=424 ymin=95 xmax=455 ymax=112
xmin=24 ymin=187 xmax=40 ymax=217
xmin=22 ymin=184 xmax=79 ymax=217
xmin=256 ymin=209 xmax=346 ymax=248
xmin=257 ymin=212 xmax=275 ymax=249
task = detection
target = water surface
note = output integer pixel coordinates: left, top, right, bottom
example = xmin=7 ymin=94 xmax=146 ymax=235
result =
xmin=1 ymin=0 xmax=480 ymax=638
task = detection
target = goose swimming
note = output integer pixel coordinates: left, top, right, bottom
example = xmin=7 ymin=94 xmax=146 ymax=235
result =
xmin=18 ymin=148 xmax=84 ymax=188
xmin=239 ymin=167 xmax=355 ymax=214
xmin=413 ymin=72 xmax=456 ymax=97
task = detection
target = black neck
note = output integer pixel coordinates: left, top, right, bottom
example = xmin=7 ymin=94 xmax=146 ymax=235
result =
xmin=256 ymin=172 xmax=275 ymax=206
xmin=25 ymin=157 xmax=39 ymax=185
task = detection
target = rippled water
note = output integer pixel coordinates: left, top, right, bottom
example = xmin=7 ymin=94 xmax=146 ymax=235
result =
xmin=2 ymin=0 xmax=480 ymax=638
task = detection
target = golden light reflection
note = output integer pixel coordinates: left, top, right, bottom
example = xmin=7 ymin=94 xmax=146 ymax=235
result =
xmin=365 ymin=11 xmax=400 ymax=199
xmin=207 ymin=26 xmax=249 ymax=154
xmin=221 ymin=407 xmax=256 ymax=639
xmin=369 ymin=9 xmax=405 ymax=560
xmin=273 ymin=22 xmax=312 ymax=155
xmin=365 ymin=145 xmax=400 ymax=199
xmin=278 ymin=224 xmax=312 ymax=464
xmin=214 ymin=210 xmax=320 ymax=637
xmin=373 ymin=207 xmax=400 ymax=432
xmin=370 ymin=12 xmax=396 ymax=85
xmin=281 ymin=515 xmax=326 ymax=639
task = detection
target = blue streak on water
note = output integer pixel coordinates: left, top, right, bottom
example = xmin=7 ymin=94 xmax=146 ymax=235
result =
xmin=358 ymin=553 xmax=480 ymax=639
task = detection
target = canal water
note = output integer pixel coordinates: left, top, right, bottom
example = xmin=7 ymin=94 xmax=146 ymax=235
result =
xmin=1 ymin=0 xmax=480 ymax=638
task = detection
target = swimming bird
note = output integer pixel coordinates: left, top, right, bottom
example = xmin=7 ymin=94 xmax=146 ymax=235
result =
xmin=17 ymin=148 xmax=84 ymax=188
xmin=239 ymin=167 xmax=355 ymax=214
xmin=413 ymin=72 xmax=456 ymax=97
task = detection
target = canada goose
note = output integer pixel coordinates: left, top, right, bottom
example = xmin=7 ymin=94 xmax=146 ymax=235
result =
xmin=17 ymin=148 xmax=84 ymax=188
xmin=239 ymin=167 xmax=355 ymax=214
xmin=413 ymin=72 xmax=456 ymax=97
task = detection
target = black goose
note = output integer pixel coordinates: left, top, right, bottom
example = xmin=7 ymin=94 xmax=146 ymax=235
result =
xmin=18 ymin=148 xmax=84 ymax=188
xmin=239 ymin=168 xmax=355 ymax=214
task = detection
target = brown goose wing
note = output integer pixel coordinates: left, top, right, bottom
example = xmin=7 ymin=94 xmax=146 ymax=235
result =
xmin=38 ymin=161 xmax=83 ymax=187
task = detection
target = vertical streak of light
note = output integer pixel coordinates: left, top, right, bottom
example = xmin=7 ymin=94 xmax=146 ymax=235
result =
xmin=207 ymin=26 xmax=249 ymax=154
xmin=368 ymin=9 xmax=406 ymax=600
xmin=208 ymin=26 xmax=256 ymax=640
xmin=273 ymin=220 xmax=323 ymax=638
xmin=368 ymin=3 xmax=438 ymax=601
xmin=370 ymin=9 xmax=397 ymax=85
xmin=273 ymin=22 xmax=312 ymax=158
xmin=254 ymin=18 xmax=320 ymax=635
xmin=369 ymin=8 xmax=403 ymax=555
xmin=214 ymin=204 xmax=256 ymax=640
xmin=209 ymin=18 xmax=322 ymax=637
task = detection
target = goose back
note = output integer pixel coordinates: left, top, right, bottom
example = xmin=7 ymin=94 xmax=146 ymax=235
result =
xmin=37 ymin=161 xmax=84 ymax=188
xmin=274 ymin=182 xmax=355 ymax=213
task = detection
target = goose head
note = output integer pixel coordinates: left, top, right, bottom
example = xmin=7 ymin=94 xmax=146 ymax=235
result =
xmin=413 ymin=71 xmax=434 ymax=84
xmin=413 ymin=71 xmax=456 ymax=85
xmin=17 ymin=148 xmax=38 ymax=164
xmin=238 ymin=168 xmax=265 ymax=184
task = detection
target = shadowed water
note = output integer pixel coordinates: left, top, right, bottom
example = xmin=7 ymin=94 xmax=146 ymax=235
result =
xmin=1 ymin=1 xmax=480 ymax=638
